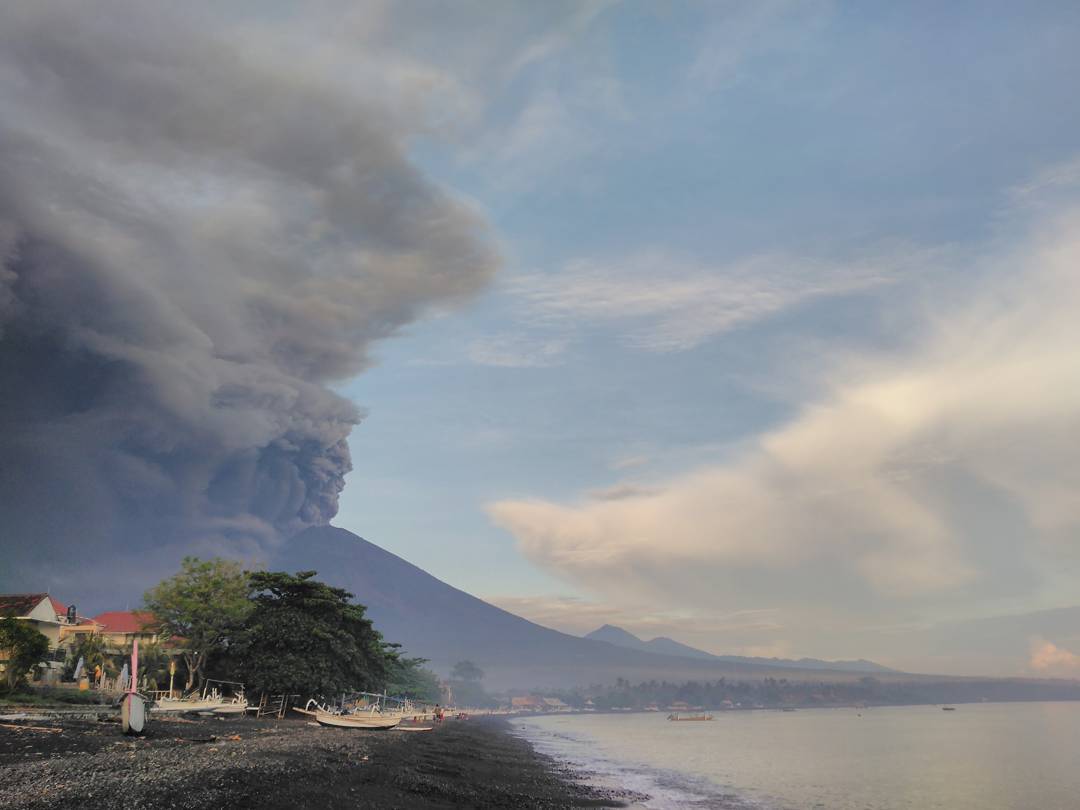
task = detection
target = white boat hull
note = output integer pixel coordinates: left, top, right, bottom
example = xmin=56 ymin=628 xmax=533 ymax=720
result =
xmin=210 ymin=702 xmax=249 ymax=715
xmin=314 ymin=710 xmax=402 ymax=730
xmin=153 ymin=699 xmax=225 ymax=714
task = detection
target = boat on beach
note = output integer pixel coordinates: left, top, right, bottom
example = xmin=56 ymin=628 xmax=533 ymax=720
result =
xmin=313 ymin=708 xmax=402 ymax=729
xmin=151 ymin=679 xmax=248 ymax=715
xmin=296 ymin=692 xmax=412 ymax=730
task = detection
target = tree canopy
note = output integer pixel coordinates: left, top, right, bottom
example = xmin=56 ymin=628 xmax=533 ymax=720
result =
xmin=143 ymin=556 xmax=252 ymax=689
xmin=386 ymin=656 xmax=441 ymax=703
xmin=231 ymin=570 xmax=394 ymax=698
xmin=0 ymin=617 xmax=50 ymax=692
xmin=451 ymin=660 xmax=484 ymax=682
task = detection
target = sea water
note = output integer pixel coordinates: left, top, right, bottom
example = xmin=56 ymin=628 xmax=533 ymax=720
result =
xmin=514 ymin=702 xmax=1080 ymax=809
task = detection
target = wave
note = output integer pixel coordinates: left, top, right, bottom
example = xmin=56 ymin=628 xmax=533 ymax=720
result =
xmin=512 ymin=718 xmax=776 ymax=810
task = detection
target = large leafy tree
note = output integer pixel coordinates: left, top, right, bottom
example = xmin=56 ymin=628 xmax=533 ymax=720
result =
xmin=143 ymin=557 xmax=252 ymax=690
xmin=0 ymin=618 xmax=50 ymax=692
xmin=233 ymin=570 xmax=392 ymax=698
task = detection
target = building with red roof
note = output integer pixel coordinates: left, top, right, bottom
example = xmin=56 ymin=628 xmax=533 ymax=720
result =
xmin=91 ymin=611 xmax=162 ymax=648
xmin=0 ymin=593 xmax=72 ymax=681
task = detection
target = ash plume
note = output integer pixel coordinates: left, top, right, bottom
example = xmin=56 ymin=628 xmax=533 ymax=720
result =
xmin=0 ymin=3 xmax=497 ymax=604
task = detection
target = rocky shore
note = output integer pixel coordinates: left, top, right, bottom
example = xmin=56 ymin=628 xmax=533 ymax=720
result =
xmin=0 ymin=713 xmax=640 ymax=809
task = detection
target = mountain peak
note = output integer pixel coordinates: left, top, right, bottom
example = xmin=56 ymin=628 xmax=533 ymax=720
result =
xmin=585 ymin=624 xmax=645 ymax=645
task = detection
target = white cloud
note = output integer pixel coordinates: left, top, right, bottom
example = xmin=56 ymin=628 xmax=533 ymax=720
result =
xmin=1029 ymin=638 xmax=1080 ymax=677
xmin=488 ymin=210 xmax=1080 ymax=611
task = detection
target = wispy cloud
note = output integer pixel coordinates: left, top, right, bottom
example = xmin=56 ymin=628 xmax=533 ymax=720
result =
xmin=688 ymin=0 xmax=830 ymax=91
xmin=509 ymin=247 xmax=922 ymax=352
xmin=588 ymin=483 xmax=662 ymax=501
xmin=506 ymin=0 xmax=621 ymax=81
xmin=1010 ymin=155 xmax=1080 ymax=204
xmin=468 ymin=332 xmax=569 ymax=368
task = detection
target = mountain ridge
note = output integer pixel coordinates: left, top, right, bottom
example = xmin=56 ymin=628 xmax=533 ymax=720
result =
xmin=273 ymin=526 xmax=912 ymax=689
xmin=584 ymin=624 xmax=896 ymax=674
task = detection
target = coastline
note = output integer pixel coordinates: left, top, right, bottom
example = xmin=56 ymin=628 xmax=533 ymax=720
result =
xmin=0 ymin=713 xmax=641 ymax=809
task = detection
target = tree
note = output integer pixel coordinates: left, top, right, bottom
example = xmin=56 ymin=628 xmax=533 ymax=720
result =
xmin=451 ymin=660 xmax=484 ymax=683
xmin=143 ymin=557 xmax=252 ymax=690
xmin=232 ymin=570 xmax=393 ymax=698
xmin=0 ymin=618 xmax=50 ymax=692
xmin=386 ymin=656 xmax=441 ymax=703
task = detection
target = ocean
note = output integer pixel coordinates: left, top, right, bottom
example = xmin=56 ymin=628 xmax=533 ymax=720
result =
xmin=514 ymin=702 xmax=1080 ymax=809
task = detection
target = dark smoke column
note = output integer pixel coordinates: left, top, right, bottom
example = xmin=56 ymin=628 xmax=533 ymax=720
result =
xmin=0 ymin=2 xmax=497 ymax=608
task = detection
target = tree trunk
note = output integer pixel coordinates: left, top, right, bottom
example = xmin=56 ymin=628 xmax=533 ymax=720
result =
xmin=183 ymin=651 xmax=200 ymax=691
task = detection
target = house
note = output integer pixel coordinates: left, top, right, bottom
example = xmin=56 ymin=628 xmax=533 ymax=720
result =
xmin=0 ymin=593 xmax=73 ymax=682
xmin=541 ymin=697 xmax=570 ymax=711
xmin=92 ymin=611 xmax=161 ymax=649
xmin=510 ymin=695 xmax=542 ymax=711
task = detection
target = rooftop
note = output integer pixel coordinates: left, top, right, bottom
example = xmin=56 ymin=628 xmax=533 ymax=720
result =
xmin=0 ymin=593 xmax=51 ymax=619
xmin=92 ymin=611 xmax=159 ymax=634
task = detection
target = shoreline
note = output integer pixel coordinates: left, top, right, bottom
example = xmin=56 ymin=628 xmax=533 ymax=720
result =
xmin=0 ymin=713 xmax=641 ymax=809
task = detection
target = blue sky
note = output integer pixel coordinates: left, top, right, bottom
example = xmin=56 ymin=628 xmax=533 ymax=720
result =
xmin=323 ymin=1 xmax=1080 ymax=675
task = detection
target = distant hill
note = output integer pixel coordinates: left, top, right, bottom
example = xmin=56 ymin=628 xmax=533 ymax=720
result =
xmin=584 ymin=624 xmax=896 ymax=674
xmin=273 ymin=526 xmax=895 ymax=690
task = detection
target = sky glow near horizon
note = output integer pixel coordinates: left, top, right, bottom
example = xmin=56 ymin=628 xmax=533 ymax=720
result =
xmin=3 ymin=1 xmax=1080 ymax=679
xmin=330 ymin=1 xmax=1080 ymax=677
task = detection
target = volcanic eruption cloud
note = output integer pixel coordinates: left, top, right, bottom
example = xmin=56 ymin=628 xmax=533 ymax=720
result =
xmin=0 ymin=3 xmax=497 ymax=604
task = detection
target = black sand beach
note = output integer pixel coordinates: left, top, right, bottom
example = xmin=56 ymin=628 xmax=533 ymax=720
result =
xmin=0 ymin=713 xmax=639 ymax=809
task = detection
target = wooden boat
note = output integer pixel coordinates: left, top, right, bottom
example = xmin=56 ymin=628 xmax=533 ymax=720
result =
xmin=210 ymin=697 xmax=249 ymax=715
xmin=314 ymin=708 xmax=402 ymax=729
xmin=667 ymin=712 xmax=714 ymax=721
xmin=151 ymin=679 xmax=247 ymax=715
xmin=299 ymin=696 xmax=406 ymax=730
xmin=153 ymin=696 xmax=226 ymax=714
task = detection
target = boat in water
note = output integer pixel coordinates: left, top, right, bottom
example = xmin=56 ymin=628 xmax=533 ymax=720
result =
xmin=668 ymin=712 xmax=714 ymax=721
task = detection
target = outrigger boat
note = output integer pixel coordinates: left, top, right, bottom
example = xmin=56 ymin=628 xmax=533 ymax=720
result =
xmin=295 ymin=692 xmax=410 ymax=730
xmin=152 ymin=679 xmax=248 ymax=715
